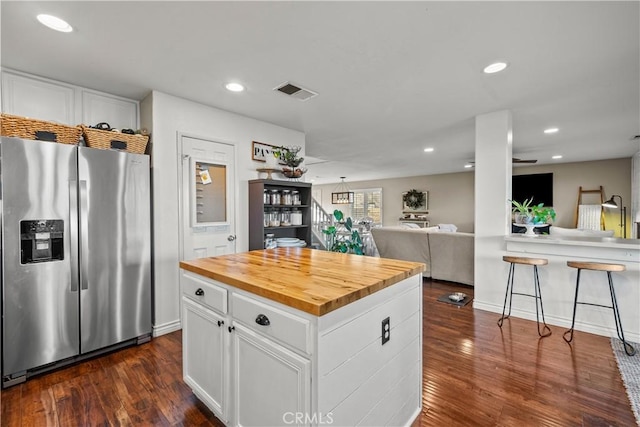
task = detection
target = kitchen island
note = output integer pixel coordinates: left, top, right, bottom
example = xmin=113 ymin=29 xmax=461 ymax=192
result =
xmin=179 ymin=248 xmax=425 ymax=427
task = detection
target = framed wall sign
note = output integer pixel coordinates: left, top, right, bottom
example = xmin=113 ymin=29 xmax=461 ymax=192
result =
xmin=252 ymin=141 xmax=277 ymax=162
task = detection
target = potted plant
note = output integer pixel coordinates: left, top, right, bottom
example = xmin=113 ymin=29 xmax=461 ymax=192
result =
xmin=530 ymin=203 xmax=556 ymax=225
xmin=321 ymin=210 xmax=364 ymax=255
xmin=511 ymin=198 xmax=534 ymax=224
xmin=273 ymin=145 xmax=306 ymax=178
xmin=510 ymin=198 xmax=556 ymax=225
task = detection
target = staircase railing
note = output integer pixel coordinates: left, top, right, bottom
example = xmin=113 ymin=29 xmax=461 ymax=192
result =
xmin=311 ymin=197 xmax=333 ymax=249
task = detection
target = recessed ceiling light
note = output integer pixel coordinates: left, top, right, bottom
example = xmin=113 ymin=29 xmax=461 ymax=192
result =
xmin=464 ymin=164 xmax=473 ymax=169
xmin=544 ymin=127 xmax=559 ymax=134
xmin=37 ymin=14 xmax=73 ymax=32
xmin=423 ymin=147 xmax=434 ymax=153
xmin=552 ymin=155 xmax=563 ymax=159
xmin=483 ymin=62 xmax=508 ymax=74
xmin=225 ymin=82 xmax=245 ymax=92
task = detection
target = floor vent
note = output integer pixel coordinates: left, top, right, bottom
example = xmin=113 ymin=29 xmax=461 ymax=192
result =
xmin=274 ymin=82 xmax=318 ymax=101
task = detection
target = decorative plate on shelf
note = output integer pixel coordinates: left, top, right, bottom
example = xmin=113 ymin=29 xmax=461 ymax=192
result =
xmin=276 ymin=237 xmax=299 ymax=243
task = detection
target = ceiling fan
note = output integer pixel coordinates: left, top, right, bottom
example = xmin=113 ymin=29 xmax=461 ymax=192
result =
xmin=468 ymin=157 xmax=538 ymax=165
xmin=512 ymin=157 xmax=537 ymax=164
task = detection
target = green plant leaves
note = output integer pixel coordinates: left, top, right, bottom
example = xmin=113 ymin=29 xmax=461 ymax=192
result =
xmin=323 ymin=210 xmax=364 ymax=255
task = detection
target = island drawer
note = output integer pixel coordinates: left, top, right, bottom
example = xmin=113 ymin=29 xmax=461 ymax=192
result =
xmin=182 ymin=271 xmax=228 ymax=314
xmin=232 ymin=293 xmax=311 ymax=354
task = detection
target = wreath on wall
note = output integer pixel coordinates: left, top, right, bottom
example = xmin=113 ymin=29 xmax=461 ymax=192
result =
xmin=403 ymin=189 xmax=425 ymax=209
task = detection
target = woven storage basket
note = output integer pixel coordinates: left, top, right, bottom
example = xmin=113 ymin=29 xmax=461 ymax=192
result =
xmin=0 ymin=113 xmax=81 ymax=144
xmin=81 ymin=126 xmax=149 ymax=154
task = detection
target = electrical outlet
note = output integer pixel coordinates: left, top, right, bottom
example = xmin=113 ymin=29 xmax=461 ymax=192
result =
xmin=381 ymin=317 xmax=390 ymax=345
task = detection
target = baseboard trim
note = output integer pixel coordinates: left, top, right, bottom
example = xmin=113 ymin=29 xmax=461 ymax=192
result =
xmin=473 ymin=301 xmax=640 ymax=343
xmin=153 ymin=319 xmax=182 ymax=337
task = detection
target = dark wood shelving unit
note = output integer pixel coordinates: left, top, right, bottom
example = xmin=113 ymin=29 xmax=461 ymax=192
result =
xmin=248 ymin=179 xmax=312 ymax=250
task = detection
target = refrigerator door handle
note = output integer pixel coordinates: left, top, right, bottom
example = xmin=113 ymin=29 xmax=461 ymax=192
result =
xmin=79 ymin=180 xmax=89 ymax=291
xmin=69 ymin=180 xmax=79 ymax=292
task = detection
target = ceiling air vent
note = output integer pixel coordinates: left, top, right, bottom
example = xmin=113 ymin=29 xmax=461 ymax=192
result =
xmin=274 ymin=82 xmax=318 ymax=101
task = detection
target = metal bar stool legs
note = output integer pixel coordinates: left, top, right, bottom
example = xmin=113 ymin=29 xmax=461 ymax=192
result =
xmin=562 ymin=268 xmax=581 ymax=345
xmin=497 ymin=262 xmax=515 ymax=327
xmin=498 ymin=256 xmax=551 ymax=337
xmin=563 ymin=262 xmax=635 ymax=356
xmin=533 ymin=264 xmax=552 ymax=337
xmin=607 ymin=271 xmax=635 ymax=356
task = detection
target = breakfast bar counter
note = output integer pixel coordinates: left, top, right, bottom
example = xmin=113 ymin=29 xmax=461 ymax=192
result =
xmin=179 ymin=248 xmax=425 ymax=427
xmin=503 ymin=234 xmax=640 ymax=342
xmin=505 ymin=234 xmax=640 ymax=262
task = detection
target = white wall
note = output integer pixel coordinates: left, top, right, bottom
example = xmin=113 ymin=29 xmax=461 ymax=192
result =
xmin=632 ymin=151 xmax=640 ymax=238
xmin=141 ymin=91 xmax=304 ymax=335
xmin=314 ymin=172 xmax=475 ymax=232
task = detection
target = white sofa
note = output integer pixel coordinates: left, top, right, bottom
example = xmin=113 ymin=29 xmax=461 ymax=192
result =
xmin=371 ymin=227 xmax=474 ymax=286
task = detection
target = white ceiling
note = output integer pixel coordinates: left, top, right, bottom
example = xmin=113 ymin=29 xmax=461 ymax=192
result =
xmin=2 ymin=1 xmax=639 ymax=184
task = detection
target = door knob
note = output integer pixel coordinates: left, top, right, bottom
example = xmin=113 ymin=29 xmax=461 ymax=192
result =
xmin=227 ymin=235 xmax=236 ymax=241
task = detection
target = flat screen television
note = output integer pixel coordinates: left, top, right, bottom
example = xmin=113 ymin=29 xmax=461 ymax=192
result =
xmin=512 ymin=173 xmax=553 ymax=206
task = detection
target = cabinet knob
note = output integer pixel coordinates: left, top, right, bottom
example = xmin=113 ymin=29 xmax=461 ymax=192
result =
xmin=255 ymin=314 xmax=271 ymax=326
xmin=217 ymin=320 xmax=224 ymax=327
xmin=228 ymin=325 xmax=235 ymax=333
xmin=195 ymin=288 xmax=204 ymax=296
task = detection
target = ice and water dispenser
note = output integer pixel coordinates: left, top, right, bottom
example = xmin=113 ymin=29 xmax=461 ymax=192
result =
xmin=20 ymin=220 xmax=64 ymax=264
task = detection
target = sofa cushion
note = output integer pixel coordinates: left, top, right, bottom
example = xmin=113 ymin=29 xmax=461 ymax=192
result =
xmin=428 ymin=232 xmax=474 ymax=286
xmin=371 ymin=228 xmax=431 ymax=276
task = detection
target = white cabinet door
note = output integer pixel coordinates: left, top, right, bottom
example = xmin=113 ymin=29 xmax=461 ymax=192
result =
xmin=1 ymin=71 xmax=75 ymax=124
xmin=232 ymin=323 xmax=311 ymax=427
xmin=182 ymin=297 xmax=229 ymax=423
xmin=82 ymin=91 xmax=138 ymax=130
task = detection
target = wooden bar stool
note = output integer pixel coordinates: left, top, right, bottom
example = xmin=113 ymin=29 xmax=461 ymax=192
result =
xmin=563 ymin=261 xmax=635 ymax=356
xmin=498 ymin=256 xmax=552 ymax=337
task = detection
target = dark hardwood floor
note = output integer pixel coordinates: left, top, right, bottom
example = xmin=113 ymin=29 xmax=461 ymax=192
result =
xmin=1 ymin=279 xmax=635 ymax=426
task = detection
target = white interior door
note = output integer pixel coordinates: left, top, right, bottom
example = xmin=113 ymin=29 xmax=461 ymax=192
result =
xmin=179 ymin=135 xmax=236 ymax=261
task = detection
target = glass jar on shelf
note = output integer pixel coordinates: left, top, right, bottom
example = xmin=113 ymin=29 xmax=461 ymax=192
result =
xmin=280 ymin=210 xmax=291 ymax=226
xmin=263 ymin=210 xmax=270 ymax=227
xmin=263 ymin=189 xmax=270 ymax=205
xmin=268 ymin=211 xmax=280 ymax=227
xmin=281 ymin=189 xmax=292 ymax=205
xmin=264 ymin=233 xmax=277 ymax=249
xmin=269 ymin=189 xmax=281 ymax=205
xmin=290 ymin=208 xmax=302 ymax=226
xmin=292 ymin=190 xmax=301 ymax=205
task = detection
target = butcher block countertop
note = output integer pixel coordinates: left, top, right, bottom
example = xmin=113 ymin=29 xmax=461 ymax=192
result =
xmin=179 ymin=248 xmax=425 ymax=316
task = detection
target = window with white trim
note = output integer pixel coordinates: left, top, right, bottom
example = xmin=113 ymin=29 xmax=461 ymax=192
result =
xmin=351 ymin=188 xmax=382 ymax=225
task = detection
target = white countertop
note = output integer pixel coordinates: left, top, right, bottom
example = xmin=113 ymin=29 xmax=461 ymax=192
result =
xmin=505 ymin=234 xmax=640 ymax=250
xmin=505 ymin=234 xmax=640 ymax=263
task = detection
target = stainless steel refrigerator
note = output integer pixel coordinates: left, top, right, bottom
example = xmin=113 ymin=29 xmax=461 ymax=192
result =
xmin=1 ymin=136 xmax=151 ymax=387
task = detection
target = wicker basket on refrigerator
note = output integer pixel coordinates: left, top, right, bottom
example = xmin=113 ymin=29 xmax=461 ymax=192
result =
xmin=0 ymin=113 xmax=81 ymax=144
xmin=81 ymin=125 xmax=149 ymax=154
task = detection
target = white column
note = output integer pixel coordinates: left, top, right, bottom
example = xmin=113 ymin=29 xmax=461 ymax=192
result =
xmin=473 ymin=110 xmax=512 ymax=306
xmin=632 ymin=151 xmax=639 ymax=238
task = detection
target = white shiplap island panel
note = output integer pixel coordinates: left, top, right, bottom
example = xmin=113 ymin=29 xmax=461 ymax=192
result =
xmin=180 ymin=248 xmax=424 ymax=427
xmin=503 ymin=235 xmax=640 ymax=342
